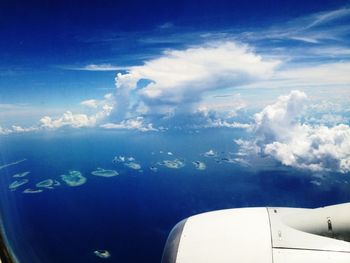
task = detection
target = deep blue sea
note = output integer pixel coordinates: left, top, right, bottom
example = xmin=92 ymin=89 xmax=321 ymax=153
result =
xmin=0 ymin=129 xmax=349 ymax=263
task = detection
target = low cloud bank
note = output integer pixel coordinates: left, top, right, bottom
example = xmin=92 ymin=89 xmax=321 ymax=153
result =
xmin=0 ymin=125 xmax=38 ymax=135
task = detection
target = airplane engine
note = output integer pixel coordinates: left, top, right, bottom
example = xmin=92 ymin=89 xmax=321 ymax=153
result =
xmin=162 ymin=203 xmax=350 ymax=263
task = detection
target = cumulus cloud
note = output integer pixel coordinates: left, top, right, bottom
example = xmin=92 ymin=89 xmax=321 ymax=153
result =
xmin=40 ymin=94 xmax=114 ymax=130
xmin=40 ymin=105 xmax=113 ymax=129
xmin=100 ymin=117 xmax=158 ymax=132
xmin=237 ymin=90 xmax=350 ymax=173
xmin=1 ymin=93 xmax=115 ymax=134
xmin=254 ymin=90 xmax=308 ymax=143
xmin=40 ymin=111 xmax=94 ymax=129
xmin=112 ymin=41 xmax=280 ymax=120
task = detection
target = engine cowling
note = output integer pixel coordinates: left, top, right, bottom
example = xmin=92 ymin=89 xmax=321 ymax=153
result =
xmin=162 ymin=203 xmax=350 ymax=263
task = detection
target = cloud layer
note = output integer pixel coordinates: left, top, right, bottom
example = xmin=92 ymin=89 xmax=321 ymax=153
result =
xmin=239 ymin=90 xmax=350 ymax=173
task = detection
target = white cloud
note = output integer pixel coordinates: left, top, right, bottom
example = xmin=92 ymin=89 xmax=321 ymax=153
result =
xmin=1 ymin=93 xmax=116 ymax=134
xmin=254 ymin=90 xmax=308 ymax=142
xmin=276 ymin=62 xmax=350 ymax=88
xmin=40 ymin=93 xmax=114 ymax=130
xmin=100 ymin=117 xmax=158 ymax=132
xmin=104 ymin=93 xmax=113 ymax=100
xmin=81 ymin=99 xmax=99 ymax=108
xmin=235 ymin=139 xmax=260 ymax=156
xmin=0 ymin=126 xmax=11 ymax=135
xmin=158 ymin=22 xmax=174 ymax=29
xmin=113 ymin=41 xmax=280 ymax=119
xmin=205 ymin=119 xmax=251 ymax=129
xmin=307 ymin=114 xmax=348 ymax=126
xmin=263 ymin=124 xmax=350 ymax=172
xmin=70 ymin=64 xmax=125 ymax=71
xmin=288 ymin=36 xmax=320 ymax=44
xmin=306 ymin=7 xmax=350 ymax=29
xmin=0 ymin=125 xmax=38 ymax=135
xmin=240 ymin=6 xmax=350 ymax=46
xmin=40 ymin=106 xmax=113 ymax=129
xmin=237 ymin=90 xmax=350 ymax=173
xmin=244 ymin=62 xmax=350 ymax=92
xmin=40 ymin=111 xmax=94 ymax=129
xmin=11 ymin=125 xmax=38 ymax=133
xmin=198 ymin=92 xmax=247 ymax=116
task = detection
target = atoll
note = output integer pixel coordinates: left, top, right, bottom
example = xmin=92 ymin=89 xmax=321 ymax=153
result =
xmin=61 ymin=170 xmax=87 ymax=187
xmin=112 ymin=155 xmax=125 ymax=163
xmin=92 ymin=168 xmax=119 ymax=177
xmin=150 ymin=166 xmax=158 ymax=172
xmin=53 ymin=180 xmax=61 ymax=186
xmin=124 ymin=162 xmax=141 ymax=170
xmin=9 ymin=179 xmax=29 ymax=190
xmin=159 ymin=159 xmax=185 ymax=169
xmin=192 ymin=161 xmax=206 ymax=170
xmin=36 ymin=179 xmax=55 ymax=189
xmin=94 ymin=250 xmax=111 ymax=259
xmin=23 ymin=188 xmax=43 ymax=194
xmin=204 ymin=149 xmax=217 ymax=157
xmin=13 ymin=171 xmax=30 ymax=178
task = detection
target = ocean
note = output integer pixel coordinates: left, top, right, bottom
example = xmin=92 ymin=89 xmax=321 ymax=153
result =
xmin=0 ymin=129 xmax=349 ymax=263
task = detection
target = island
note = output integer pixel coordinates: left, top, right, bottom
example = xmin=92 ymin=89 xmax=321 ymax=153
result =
xmin=192 ymin=161 xmax=206 ymax=170
xmin=9 ymin=179 xmax=29 ymax=190
xmin=124 ymin=162 xmax=141 ymax=170
xmin=13 ymin=171 xmax=30 ymax=178
xmin=36 ymin=179 xmax=55 ymax=189
xmin=61 ymin=170 xmax=87 ymax=187
xmin=159 ymin=159 xmax=185 ymax=169
xmin=91 ymin=168 xmax=119 ymax=177
xmin=23 ymin=188 xmax=43 ymax=194
xmin=94 ymin=250 xmax=111 ymax=259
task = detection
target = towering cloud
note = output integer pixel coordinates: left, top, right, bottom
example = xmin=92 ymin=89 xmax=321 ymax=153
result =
xmin=113 ymin=41 xmax=280 ymax=120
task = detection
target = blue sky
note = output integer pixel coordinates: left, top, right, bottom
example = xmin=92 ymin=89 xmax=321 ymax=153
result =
xmin=0 ymin=0 xmax=350 ymax=174
xmin=0 ymin=0 xmax=350 ymax=128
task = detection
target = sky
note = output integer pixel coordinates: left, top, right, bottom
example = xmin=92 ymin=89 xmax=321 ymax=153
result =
xmin=0 ymin=0 xmax=350 ymax=175
xmin=0 ymin=0 xmax=350 ymax=130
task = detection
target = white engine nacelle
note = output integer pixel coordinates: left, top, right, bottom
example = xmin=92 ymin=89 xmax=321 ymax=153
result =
xmin=162 ymin=203 xmax=350 ymax=263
